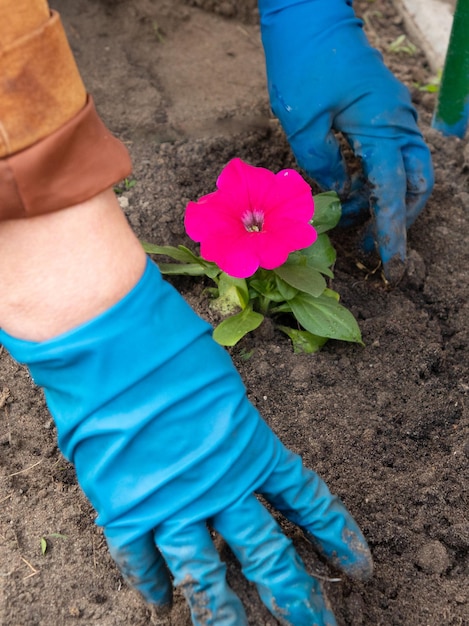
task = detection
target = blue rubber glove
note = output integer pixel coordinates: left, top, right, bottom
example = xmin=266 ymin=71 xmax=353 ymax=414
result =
xmin=258 ymin=0 xmax=434 ymax=282
xmin=0 ymin=259 xmax=372 ymax=625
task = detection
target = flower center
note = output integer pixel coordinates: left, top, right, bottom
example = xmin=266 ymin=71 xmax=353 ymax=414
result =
xmin=242 ymin=209 xmax=264 ymax=233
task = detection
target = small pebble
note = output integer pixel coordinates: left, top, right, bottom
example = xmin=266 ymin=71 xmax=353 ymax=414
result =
xmin=117 ymin=196 xmax=129 ymax=210
xmin=256 ymin=361 xmax=271 ymax=377
xmin=415 ymin=540 xmax=450 ymax=574
xmin=290 ymin=363 xmax=311 ymax=382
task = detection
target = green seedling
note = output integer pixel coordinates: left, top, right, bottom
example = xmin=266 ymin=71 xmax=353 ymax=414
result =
xmin=40 ymin=533 xmax=68 ymax=556
xmin=114 ymin=177 xmax=137 ymax=195
xmin=414 ymin=70 xmax=442 ymax=93
xmin=238 ymin=348 xmax=254 ymax=362
xmin=153 ymin=21 xmax=165 ymax=43
xmin=388 ymin=35 xmax=417 ymax=55
xmin=363 ymin=9 xmax=383 ymax=28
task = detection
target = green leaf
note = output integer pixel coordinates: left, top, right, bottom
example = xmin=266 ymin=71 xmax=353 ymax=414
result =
xmin=274 ymin=264 xmax=326 ymax=297
xmin=170 ymin=246 xmax=221 ymax=279
xmin=141 ymin=243 xmax=197 ymax=262
xmin=300 ymin=234 xmax=336 ymax=277
xmin=213 ymin=307 xmax=264 ymax=346
xmin=48 ymin=533 xmax=68 ymax=539
xmin=218 ymin=273 xmax=249 ymax=307
xmin=142 ymin=243 xmax=220 ymax=279
xmin=238 ymin=348 xmax=254 ymax=361
xmin=249 ymin=277 xmax=286 ymax=303
xmin=274 ymin=275 xmax=299 ymax=301
xmin=289 ymin=292 xmax=363 ymax=344
xmin=157 ymin=262 xmax=208 ymax=276
xmin=203 ymin=265 xmax=223 ymax=280
xmin=177 ymin=245 xmax=210 ymax=264
xmin=210 ymin=290 xmax=243 ymax=315
xmin=312 ymin=191 xmax=342 ymax=234
xmin=323 ymin=287 xmax=340 ymax=301
xmin=270 ymin=301 xmax=293 ymax=314
xmin=40 ymin=533 xmax=67 ymax=556
xmin=210 ymin=274 xmax=249 ymax=315
xmin=277 ymin=325 xmax=328 ymax=354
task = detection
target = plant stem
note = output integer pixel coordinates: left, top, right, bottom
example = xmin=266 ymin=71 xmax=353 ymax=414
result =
xmin=258 ymin=295 xmax=271 ymax=316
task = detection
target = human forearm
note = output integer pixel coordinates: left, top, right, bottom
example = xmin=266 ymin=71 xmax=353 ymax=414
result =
xmin=0 ymin=188 xmax=146 ymax=341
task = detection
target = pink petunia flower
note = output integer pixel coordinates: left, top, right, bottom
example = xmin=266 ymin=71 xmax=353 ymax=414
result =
xmin=184 ymin=158 xmax=317 ymax=278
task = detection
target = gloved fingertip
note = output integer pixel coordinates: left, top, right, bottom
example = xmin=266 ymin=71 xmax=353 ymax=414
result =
xmin=107 ymin=536 xmax=174 ymax=608
xmin=260 ymin=578 xmax=338 ymax=626
xmin=359 ymin=227 xmax=407 ymax=286
xmin=330 ymin=531 xmax=373 ymax=581
xmin=359 ymin=230 xmax=407 ymax=286
xmin=382 ymin=254 xmax=407 ymax=285
xmin=304 ymin=517 xmax=373 ymax=583
xmin=148 ymin=600 xmax=173 ymax=620
xmin=137 ymin=580 xmax=174 ymax=608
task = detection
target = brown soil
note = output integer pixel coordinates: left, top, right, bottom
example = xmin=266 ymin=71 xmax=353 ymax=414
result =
xmin=1 ymin=1 xmax=468 ymax=625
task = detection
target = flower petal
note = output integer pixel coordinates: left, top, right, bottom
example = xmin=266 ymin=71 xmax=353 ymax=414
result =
xmin=265 ymin=212 xmax=317 ymax=240
xmin=257 ymin=221 xmax=317 ymax=269
xmin=279 ymin=220 xmax=317 ymax=251
xmin=257 ymin=243 xmax=290 ymax=270
xmin=201 ymin=231 xmax=260 ymax=278
xmin=185 ymin=192 xmax=245 ymax=242
xmin=217 ymin=158 xmax=279 ymax=216
xmin=216 ymin=159 xmax=252 ymax=208
xmin=263 ymin=169 xmax=314 ymax=221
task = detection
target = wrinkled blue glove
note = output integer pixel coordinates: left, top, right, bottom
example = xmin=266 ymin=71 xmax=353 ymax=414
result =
xmin=258 ymin=0 xmax=434 ymax=282
xmin=0 ymin=258 xmax=372 ymax=625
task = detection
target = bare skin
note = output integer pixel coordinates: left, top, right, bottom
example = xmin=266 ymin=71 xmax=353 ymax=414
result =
xmin=0 ymin=188 xmax=146 ymax=342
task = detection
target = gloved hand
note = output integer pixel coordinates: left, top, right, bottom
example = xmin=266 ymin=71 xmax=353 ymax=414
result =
xmin=0 ymin=258 xmax=372 ymax=626
xmin=258 ymin=0 xmax=434 ymax=282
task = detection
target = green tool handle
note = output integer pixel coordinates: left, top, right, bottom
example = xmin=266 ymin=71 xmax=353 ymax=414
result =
xmin=432 ymin=0 xmax=469 ymax=137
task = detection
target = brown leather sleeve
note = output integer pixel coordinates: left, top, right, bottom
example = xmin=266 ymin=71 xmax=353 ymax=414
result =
xmin=0 ymin=5 xmax=132 ymax=220
xmin=0 ymin=0 xmax=50 ymax=48
xmin=0 ymin=9 xmax=87 ymax=157
xmin=0 ymin=96 xmax=132 ymax=219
